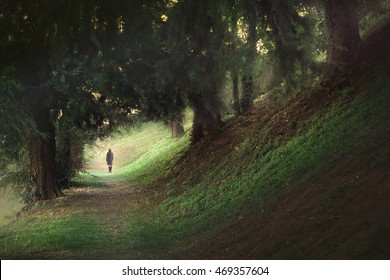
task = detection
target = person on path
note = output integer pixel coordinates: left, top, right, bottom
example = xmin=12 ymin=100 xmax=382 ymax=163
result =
xmin=106 ymin=148 xmax=114 ymax=172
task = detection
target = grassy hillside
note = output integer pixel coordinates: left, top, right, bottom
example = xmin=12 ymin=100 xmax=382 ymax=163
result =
xmin=112 ymin=23 xmax=390 ymax=259
xmin=82 ymin=121 xmax=190 ymax=185
xmin=0 ymin=23 xmax=389 ymax=259
xmin=141 ymin=69 xmax=390 ymax=258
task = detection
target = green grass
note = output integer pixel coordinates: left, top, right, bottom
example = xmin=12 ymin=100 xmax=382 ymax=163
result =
xmin=107 ymin=131 xmax=189 ymax=184
xmin=0 ymin=187 xmax=24 ymax=226
xmin=81 ymin=120 xmax=191 ymax=185
xmin=0 ymin=213 xmax=110 ymax=258
xmin=123 ymin=69 xmax=390 ymax=253
xmin=85 ymin=122 xmax=173 ymax=168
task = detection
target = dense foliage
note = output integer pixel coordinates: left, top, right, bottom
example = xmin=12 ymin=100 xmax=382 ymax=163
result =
xmin=0 ymin=0 xmax=388 ymax=201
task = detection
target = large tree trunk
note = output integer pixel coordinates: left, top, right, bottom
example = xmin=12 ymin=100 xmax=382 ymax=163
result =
xmin=325 ymin=0 xmax=361 ymax=64
xmin=171 ymin=115 xmax=184 ymax=138
xmin=28 ymin=93 xmax=63 ymax=200
xmin=191 ymin=87 xmax=222 ymax=144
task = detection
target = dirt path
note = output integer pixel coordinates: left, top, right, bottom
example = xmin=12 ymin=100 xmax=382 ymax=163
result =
xmin=24 ymin=179 xmax=151 ymax=259
xmin=66 ymin=181 xmax=142 ymax=226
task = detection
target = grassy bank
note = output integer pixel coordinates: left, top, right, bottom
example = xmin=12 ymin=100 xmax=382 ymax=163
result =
xmin=123 ymin=66 xmax=390 ymax=257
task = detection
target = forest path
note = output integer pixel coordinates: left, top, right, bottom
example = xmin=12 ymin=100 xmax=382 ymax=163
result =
xmin=74 ymin=181 xmax=139 ymax=225
xmin=28 ymin=177 xmax=152 ymax=259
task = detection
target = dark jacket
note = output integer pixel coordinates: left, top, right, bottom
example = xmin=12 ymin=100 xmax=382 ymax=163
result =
xmin=106 ymin=151 xmax=114 ymax=165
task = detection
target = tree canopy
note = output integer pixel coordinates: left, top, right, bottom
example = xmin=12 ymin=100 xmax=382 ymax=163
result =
xmin=1 ymin=0 xmax=386 ymax=200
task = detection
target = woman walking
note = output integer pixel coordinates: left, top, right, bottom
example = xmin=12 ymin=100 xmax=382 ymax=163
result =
xmin=106 ymin=148 xmax=114 ymax=172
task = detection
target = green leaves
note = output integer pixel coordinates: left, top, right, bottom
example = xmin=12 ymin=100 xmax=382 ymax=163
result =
xmin=0 ymin=69 xmax=34 ymax=150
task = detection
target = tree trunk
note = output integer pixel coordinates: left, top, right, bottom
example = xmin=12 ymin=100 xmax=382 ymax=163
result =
xmin=70 ymin=142 xmax=83 ymax=171
xmin=171 ymin=115 xmax=184 ymax=138
xmin=57 ymin=135 xmax=83 ymax=188
xmin=191 ymin=107 xmax=204 ymax=144
xmin=232 ymin=72 xmax=240 ymax=116
xmin=325 ymin=0 xmax=361 ymax=64
xmin=28 ymin=93 xmax=63 ymax=200
xmin=57 ymin=134 xmax=72 ymax=188
xmin=241 ymin=74 xmax=253 ymax=112
xmin=205 ymin=113 xmax=220 ymax=139
xmin=191 ymin=88 xmax=222 ymax=144
xmin=241 ymin=12 xmax=257 ymax=112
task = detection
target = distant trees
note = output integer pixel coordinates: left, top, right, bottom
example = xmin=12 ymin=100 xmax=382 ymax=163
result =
xmin=159 ymin=0 xmax=312 ymax=141
xmin=158 ymin=0 xmax=231 ymax=143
